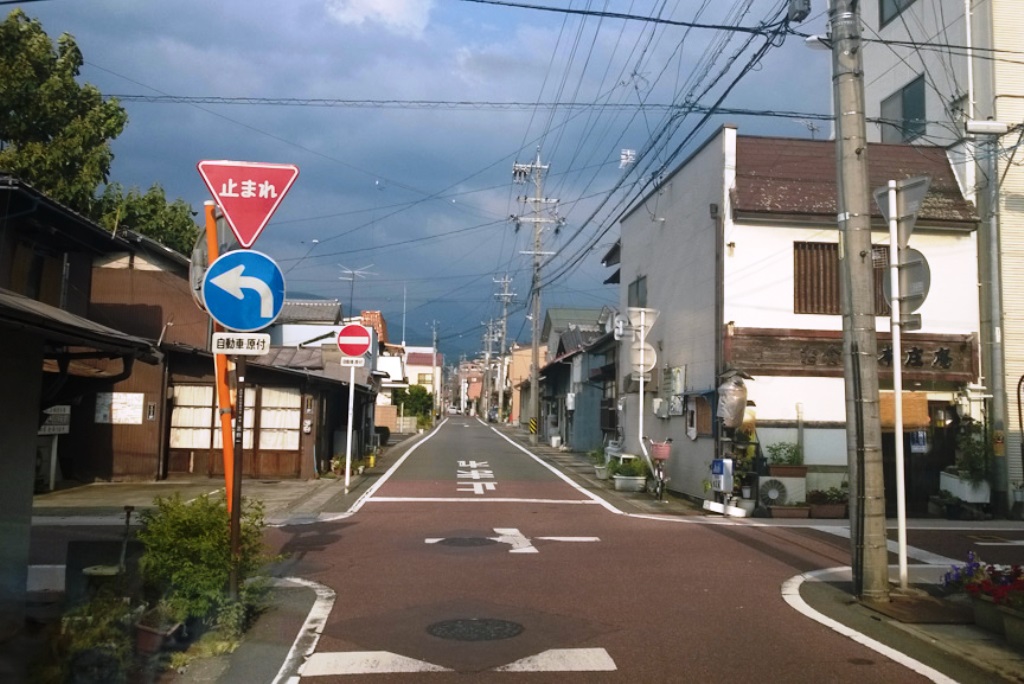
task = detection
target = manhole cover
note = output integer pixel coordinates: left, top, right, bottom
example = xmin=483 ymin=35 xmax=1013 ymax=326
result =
xmin=436 ymin=537 xmax=498 ymax=547
xmin=427 ymin=618 xmax=524 ymax=641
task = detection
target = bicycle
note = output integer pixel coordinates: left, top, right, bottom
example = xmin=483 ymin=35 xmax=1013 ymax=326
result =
xmin=643 ymin=437 xmax=672 ymax=501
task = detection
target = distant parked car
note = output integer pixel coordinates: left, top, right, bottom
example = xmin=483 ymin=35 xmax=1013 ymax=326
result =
xmin=448 ymin=406 xmax=459 ymax=415
xmin=487 ymin=407 xmax=498 ymax=422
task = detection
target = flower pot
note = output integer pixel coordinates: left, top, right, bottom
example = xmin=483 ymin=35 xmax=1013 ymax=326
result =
xmin=809 ymin=503 xmax=847 ymax=519
xmin=999 ymin=604 xmax=1024 ymax=649
xmin=971 ymin=595 xmax=1004 ymax=635
xmin=939 ymin=471 xmax=990 ymax=504
xmin=135 ymin=620 xmax=183 ymax=655
xmin=769 ymin=505 xmax=809 ymax=519
xmin=741 ymin=486 xmax=752 ymax=499
xmin=768 ymin=465 xmax=807 ymax=478
xmin=594 ymin=465 xmax=609 ymax=480
xmin=612 ymin=475 xmax=646 ymax=492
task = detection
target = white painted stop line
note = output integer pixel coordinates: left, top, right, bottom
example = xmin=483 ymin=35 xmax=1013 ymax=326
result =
xmin=299 ymin=648 xmax=616 ymax=676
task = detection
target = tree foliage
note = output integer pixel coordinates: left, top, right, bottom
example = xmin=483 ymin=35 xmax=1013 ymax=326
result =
xmin=392 ymin=385 xmax=434 ymax=417
xmin=0 ymin=9 xmax=198 ymax=254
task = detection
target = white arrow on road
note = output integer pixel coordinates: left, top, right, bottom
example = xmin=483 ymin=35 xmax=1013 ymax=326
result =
xmin=210 ymin=264 xmax=274 ymax=318
xmin=425 ymin=527 xmax=599 ymax=554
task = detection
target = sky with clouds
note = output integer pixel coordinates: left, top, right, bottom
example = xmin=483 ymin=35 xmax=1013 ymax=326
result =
xmin=10 ymin=0 xmax=831 ymax=359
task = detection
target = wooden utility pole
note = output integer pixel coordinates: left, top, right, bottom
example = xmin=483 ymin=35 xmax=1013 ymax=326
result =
xmin=830 ymin=0 xmax=888 ymax=601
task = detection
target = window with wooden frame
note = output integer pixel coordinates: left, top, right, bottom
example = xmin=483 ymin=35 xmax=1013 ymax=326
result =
xmin=685 ymin=395 xmax=713 ymax=440
xmin=793 ymin=242 xmax=890 ymax=316
xmin=169 ymin=385 xmax=215 ymax=449
xmin=258 ymin=387 xmax=301 ymax=450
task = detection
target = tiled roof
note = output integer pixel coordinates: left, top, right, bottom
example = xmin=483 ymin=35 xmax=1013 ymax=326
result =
xmin=734 ymin=136 xmax=977 ymax=225
xmin=258 ymin=346 xmax=324 ymax=369
xmin=277 ymin=299 xmax=343 ymax=324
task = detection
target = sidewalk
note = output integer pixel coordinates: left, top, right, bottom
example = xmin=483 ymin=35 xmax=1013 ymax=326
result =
xmin=17 ymin=425 xmax=1024 ymax=683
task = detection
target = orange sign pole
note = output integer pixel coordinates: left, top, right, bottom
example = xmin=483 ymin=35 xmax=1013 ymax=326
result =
xmin=205 ymin=201 xmax=237 ymax=513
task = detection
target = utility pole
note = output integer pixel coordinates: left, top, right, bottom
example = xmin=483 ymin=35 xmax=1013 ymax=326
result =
xmin=429 ymin=320 xmax=440 ymax=422
xmin=967 ymin=120 xmax=1012 ymax=513
xmin=494 ymin=275 xmax=515 ymax=423
xmin=512 ymin=150 xmax=561 ymax=445
xmin=830 ymin=0 xmax=888 ymax=601
xmin=482 ymin=320 xmax=494 ymax=417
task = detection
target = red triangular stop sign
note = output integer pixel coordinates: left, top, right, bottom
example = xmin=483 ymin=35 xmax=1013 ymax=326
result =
xmin=197 ymin=160 xmax=299 ymax=248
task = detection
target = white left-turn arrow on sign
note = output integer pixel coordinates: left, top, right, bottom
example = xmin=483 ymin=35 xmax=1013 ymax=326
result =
xmin=209 ymin=265 xmax=274 ymax=318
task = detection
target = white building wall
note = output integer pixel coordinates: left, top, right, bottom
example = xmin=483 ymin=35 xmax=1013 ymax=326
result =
xmin=861 ymin=1 xmax=969 ymax=147
xmin=619 ymin=127 xmax=729 ymax=497
xmin=863 ymin=0 xmax=1024 ymax=494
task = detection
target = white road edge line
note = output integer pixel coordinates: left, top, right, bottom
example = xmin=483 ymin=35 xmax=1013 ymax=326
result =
xmin=341 ymin=418 xmax=449 ymax=517
xmin=782 ymin=568 xmax=957 ymax=684
xmin=369 ymin=497 xmax=598 ymax=504
xmin=271 ymin=576 xmax=337 ymax=684
xmin=490 ymin=427 xmax=626 ymax=515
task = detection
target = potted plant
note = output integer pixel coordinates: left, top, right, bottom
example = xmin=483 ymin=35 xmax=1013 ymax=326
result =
xmin=940 ymin=417 xmax=992 ymax=503
xmin=134 ymin=599 xmax=184 ymax=654
xmin=765 ymin=441 xmax=807 ymax=478
xmin=610 ymin=456 xmax=647 ymax=492
xmin=589 ymin=450 xmax=609 ymax=480
xmin=769 ymin=501 xmax=809 ymax=518
xmin=807 ymin=486 xmax=848 ymax=518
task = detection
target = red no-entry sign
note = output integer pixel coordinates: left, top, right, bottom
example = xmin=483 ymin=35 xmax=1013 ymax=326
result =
xmin=337 ymin=324 xmax=372 ymax=357
xmin=197 ymin=160 xmax=299 ymax=248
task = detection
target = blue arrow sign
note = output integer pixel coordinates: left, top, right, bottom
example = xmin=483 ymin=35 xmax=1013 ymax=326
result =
xmin=203 ymin=250 xmax=285 ymax=332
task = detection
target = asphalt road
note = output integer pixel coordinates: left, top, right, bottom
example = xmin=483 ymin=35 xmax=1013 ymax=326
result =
xmin=264 ymin=417 xmax=936 ymax=682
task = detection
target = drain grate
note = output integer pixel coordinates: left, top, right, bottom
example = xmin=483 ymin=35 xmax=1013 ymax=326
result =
xmin=427 ymin=618 xmax=524 ymax=641
xmin=436 ymin=537 xmax=498 ymax=547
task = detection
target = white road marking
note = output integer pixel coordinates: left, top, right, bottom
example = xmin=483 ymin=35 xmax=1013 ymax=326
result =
xmin=783 ymin=569 xmax=957 ymax=684
xmin=300 ymin=651 xmax=451 ymax=675
xmin=976 ymin=540 xmax=1024 ymax=546
xmin=270 ymin=577 xmax=337 ymax=684
xmin=425 ymin=527 xmax=600 ymax=554
xmin=494 ymin=648 xmax=617 ymax=672
xmin=370 ymin=497 xmax=598 ymax=505
xmin=299 ymin=649 xmax=615 ymax=676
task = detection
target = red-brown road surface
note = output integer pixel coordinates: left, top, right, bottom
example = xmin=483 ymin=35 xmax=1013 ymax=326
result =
xmin=267 ymin=417 xmax=930 ymax=682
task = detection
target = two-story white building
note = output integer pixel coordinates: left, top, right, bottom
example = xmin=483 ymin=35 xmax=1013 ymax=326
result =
xmin=616 ymin=125 xmax=979 ymax=514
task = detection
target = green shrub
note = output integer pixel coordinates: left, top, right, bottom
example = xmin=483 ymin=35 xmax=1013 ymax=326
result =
xmin=137 ymin=492 xmax=271 ymax=625
xmin=612 ymin=457 xmax=647 ymax=477
xmin=766 ymin=441 xmax=802 ymax=465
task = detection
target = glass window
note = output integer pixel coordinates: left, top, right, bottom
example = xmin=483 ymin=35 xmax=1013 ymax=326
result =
xmin=880 ymin=0 xmax=915 ymax=27
xmin=627 ymin=275 xmax=647 ymax=307
xmin=880 ymin=75 xmax=926 ymax=143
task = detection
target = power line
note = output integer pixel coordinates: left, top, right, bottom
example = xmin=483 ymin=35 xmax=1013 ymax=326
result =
xmin=106 ymin=94 xmax=834 ymax=121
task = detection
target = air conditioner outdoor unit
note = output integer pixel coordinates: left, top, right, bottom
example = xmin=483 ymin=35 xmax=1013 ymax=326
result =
xmin=758 ymin=477 xmax=806 ymax=507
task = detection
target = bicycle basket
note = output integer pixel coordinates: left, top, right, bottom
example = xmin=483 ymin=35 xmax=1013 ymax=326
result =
xmin=650 ymin=442 xmax=671 ymax=461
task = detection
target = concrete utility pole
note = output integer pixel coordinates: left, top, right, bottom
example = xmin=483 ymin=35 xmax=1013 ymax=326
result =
xmin=512 ymin=150 xmax=560 ymax=445
xmin=430 ymin=320 xmax=440 ymax=421
xmin=494 ymin=275 xmax=515 ymax=422
xmin=968 ymin=120 xmax=1011 ymax=513
xmin=830 ymin=0 xmax=888 ymax=601
xmin=482 ymin=320 xmax=494 ymax=416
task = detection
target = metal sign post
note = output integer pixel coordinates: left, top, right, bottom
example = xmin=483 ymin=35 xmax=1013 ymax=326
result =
xmin=337 ymin=325 xmax=371 ymax=492
xmin=229 ymin=355 xmax=246 ymax=600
